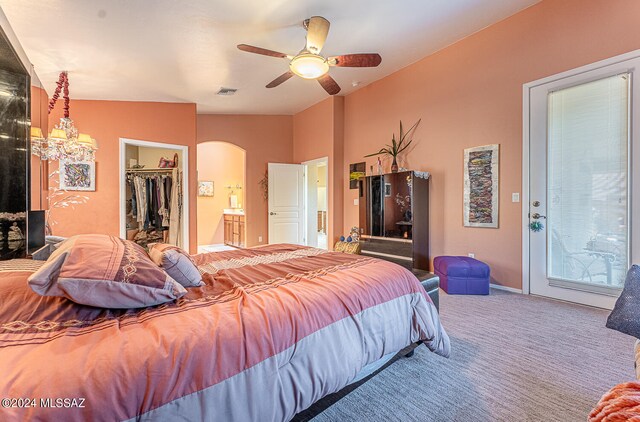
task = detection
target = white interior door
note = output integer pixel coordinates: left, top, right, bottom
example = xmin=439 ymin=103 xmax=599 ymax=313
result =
xmin=268 ymin=163 xmax=304 ymax=245
xmin=527 ymin=55 xmax=640 ymax=309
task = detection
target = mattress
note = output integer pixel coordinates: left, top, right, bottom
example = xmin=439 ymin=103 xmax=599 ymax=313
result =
xmin=0 ymin=244 xmax=449 ymax=421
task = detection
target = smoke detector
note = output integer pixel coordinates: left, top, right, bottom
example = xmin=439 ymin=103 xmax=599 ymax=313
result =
xmin=216 ymin=87 xmax=238 ymax=96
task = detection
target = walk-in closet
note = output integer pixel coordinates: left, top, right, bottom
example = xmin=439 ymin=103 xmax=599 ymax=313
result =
xmin=120 ymin=139 xmax=188 ymax=249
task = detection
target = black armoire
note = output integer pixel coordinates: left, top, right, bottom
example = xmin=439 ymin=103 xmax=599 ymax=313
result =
xmin=0 ymin=26 xmax=30 ymax=260
xmin=359 ymin=170 xmax=430 ymax=271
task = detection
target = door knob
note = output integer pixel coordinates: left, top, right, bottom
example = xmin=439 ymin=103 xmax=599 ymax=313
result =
xmin=531 ymin=213 xmax=546 ymax=219
xmin=270 ymin=212 xmax=276 ymax=216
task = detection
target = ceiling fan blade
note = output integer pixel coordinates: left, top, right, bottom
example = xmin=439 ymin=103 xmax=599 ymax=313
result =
xmin=237 ymin=44 xmax=288 ymax=59
xmin=318 ymin=74 xmax=341 ymax=95
xmin=305 ymin=16 xmax=330 ymax=54
xmin=329 ymin=53 xmax=382 ymax=67
xmin=266 ymin=71 xmax=294 ymax=88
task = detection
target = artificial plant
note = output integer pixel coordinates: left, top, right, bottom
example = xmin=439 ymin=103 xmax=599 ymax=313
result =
xmin=365 ymin=119 xmax=421 ymax=172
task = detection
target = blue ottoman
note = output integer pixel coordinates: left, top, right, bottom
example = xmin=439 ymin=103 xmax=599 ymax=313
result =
xmin=434 ymin=256 xmax=490 ymax=295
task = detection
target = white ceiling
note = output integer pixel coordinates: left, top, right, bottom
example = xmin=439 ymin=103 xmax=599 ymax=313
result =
xmin=0 ymin=0 xmax=539 ymax=115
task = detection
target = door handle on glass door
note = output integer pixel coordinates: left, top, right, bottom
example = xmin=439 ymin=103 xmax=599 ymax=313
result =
xmin=531 ymin=213 xmax=546 ymax=219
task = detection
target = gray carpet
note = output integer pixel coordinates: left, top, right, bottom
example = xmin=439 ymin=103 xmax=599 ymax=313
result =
xmin=312 ymin=289 xmax=634 ymax=422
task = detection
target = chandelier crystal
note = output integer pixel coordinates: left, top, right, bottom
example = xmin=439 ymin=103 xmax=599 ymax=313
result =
xmin=31 ymin=71 xmax=97 ymax=162
xmin=31 ymin=117 xmax=97 ymax=161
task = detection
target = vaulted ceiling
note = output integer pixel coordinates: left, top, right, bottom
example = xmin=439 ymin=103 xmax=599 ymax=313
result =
xmin=0 ymin=0 xmax=539 ymax=114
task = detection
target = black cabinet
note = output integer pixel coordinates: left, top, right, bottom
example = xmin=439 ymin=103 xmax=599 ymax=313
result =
xmin=359 ymin=171 xmax=430 ymax=271
xmin=0 ymin=27 xmax=30 ymax=260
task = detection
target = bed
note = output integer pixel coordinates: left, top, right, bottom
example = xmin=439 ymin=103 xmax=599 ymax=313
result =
xmin=0 ymin=243 xmax=449 ymax=421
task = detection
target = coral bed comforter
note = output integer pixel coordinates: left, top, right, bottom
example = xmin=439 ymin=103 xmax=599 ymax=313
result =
xmin=0 ymin=244 xmax=449 ymax=421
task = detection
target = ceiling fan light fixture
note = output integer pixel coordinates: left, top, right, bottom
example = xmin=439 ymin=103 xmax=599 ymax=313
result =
xmin=289 ymin=53 xmax=329 ymax=79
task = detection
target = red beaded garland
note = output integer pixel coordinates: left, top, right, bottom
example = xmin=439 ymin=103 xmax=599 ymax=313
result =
xmin=47 ymin=71 xmax=70 ymax=117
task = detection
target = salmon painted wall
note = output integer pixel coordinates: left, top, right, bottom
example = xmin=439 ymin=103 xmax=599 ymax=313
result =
xmin=293 ymin=96 xmax=344 ymax=246
xmin=342 ymin=0 xmax=640 ymax=289
xmin=48 ymin=100 xmax=198 ymax=252
xmin=30 ymin=85 xmax=48 ymax=211
xmin=196 ymin=114 xmax=293 ymax=247
xmin=293 ymin=98 xmax=333 ymax=164
xmin=196 ymin=141 xmax=245 ymax=246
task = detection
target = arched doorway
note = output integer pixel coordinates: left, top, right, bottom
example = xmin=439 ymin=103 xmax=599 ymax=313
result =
xmin=197 ymin=142 xmax=246 ymax=252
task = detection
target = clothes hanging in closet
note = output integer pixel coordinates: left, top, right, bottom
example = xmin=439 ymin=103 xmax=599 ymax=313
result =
xmin=127 ymin=170 xmax=182 ymax=248
xmin=168 ymin=170 xmax=182 ymax=247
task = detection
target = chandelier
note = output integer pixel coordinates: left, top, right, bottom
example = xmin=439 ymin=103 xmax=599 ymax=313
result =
xmin=30 ymin=71 xmax=97 ymax=162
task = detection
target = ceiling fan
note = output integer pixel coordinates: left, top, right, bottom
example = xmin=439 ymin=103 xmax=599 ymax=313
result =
xmin=237 ymin=16 xmax=382 ymax=95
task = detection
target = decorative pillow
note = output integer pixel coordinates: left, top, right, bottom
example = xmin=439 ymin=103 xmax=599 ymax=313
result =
xmin=334 ymin=241 xmax=361 ymax=254
xmin=28 ymin=234 xmax=186 ymax=309
xmin=148 ymin=243 xmax=204 ymax=287
xmin=606 ymin=265 xmax=640 ymax=338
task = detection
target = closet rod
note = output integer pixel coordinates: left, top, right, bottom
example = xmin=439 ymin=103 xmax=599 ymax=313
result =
xmin=126 ymin=168 xmax=177 ymax=173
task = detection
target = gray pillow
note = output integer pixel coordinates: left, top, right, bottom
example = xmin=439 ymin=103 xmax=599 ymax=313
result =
xmin=148 ymin=243 xmax=204 ymax=288
xmin=606 ymin=265 xmax=640 ymax=338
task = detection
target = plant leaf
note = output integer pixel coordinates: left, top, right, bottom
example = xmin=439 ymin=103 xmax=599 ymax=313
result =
xmin=363 ymin=148 xmax=387 ymax=157
xmin=401 ymin=119 xmax=421 ymax=143
xmin=397 ymin=121 xmax=407 ymax=150
xmin=397 ymin=119 xmax=421 ymax=152
xmin=397 ymin=139 xmax=413 ymax=154
xmin=391 ymin=134 xmax=399 ymax=155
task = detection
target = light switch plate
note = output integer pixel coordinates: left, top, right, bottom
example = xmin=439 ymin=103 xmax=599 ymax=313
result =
xmin=353 ymin=198 xmax=359 ymax=206
xmin=512 ymin=193 xmax=520 ymax=203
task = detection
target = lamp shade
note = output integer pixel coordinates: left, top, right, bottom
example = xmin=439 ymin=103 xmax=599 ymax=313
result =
xmin=77 ymin=133 xmax=93 ymax=145
xmin=49 ymin=128 xmax=67 ymax=141
xmin=30 ymin=127 xmax=44 ymax=139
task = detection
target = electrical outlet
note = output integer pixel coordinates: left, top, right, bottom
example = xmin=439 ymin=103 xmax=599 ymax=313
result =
xmin=258 ymin=236 xmax=263 ymax=243
xmin=468 ymin=253 xmax=475 ymax=258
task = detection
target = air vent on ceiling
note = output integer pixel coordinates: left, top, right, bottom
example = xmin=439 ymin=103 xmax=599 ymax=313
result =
xmin=217 ymin=87 xmax=237 ymax=96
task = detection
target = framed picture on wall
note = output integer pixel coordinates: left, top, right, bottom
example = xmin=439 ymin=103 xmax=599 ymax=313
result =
xmin=59 ymin=160 xmax=96 ymax=191
xmin=198 ymin=181 xmax=214 ymax=197
xmin=349 ymin=162 xmax=366 ymax=189
xmin=463 ymin=144 xmax=499 ymax=228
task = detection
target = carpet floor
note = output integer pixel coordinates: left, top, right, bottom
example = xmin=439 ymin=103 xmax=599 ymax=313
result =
xmin=311 ymin=289 xmax=633 ymax=422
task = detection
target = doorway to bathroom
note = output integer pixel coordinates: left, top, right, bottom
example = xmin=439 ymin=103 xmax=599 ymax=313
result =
xmin=196 ymin=142 xmax=246 ymax=253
